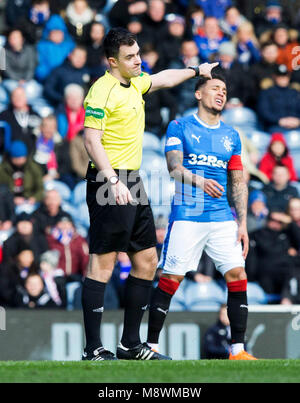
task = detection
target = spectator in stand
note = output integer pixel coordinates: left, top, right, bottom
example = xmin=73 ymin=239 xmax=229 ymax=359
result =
xmin=5 ymin=0 xmax=31 ymax=27
xmin=32 ymin=189 xmax=73 ymax=235
xmin=141 ymin=44 xmax=177 ymax=137
xmin=257 ymin=64 xmax=300 ymax=133
xmin=109 ymin=0 xmax=148 ymax=29
xmin=14 ymin=0 xmax=51 ymax=45
xmin=14 ymin=272 xmax=61 ymax=309
xmin=254 ymin=0 xmax=285 ymax=39
xmin=216 ymin=41 xmax=255 ymax=109
xmin=65 ymin=0 xmax=95 ymax=45
xmin=127 ymin=16 xmax=152 ymax=50
xmin=203 ymin=304 xmax=231 ymax=359
xmin=140 ymin=0 xmax=169 ymax=47
xmin=194 ymin=16 xmax=227 ymax=63
xmin=272 ymin=23 xmax=300 ymax=72
xmin=247 ymin=190 xmax=269 ymax=234
xmin=263 ymin=165 xmax=299 ymax=213
xmin=184 ymin=4 xmax=205 ymax=39
xmin=0 ymin=87 xmax=41 ymax=155
xmin=250 ymin=41 xmax=279 ymax=97
xmin=0 ymin=141 xmax=44 ymax=208
xmin=168 ymin=39 xmax=200 ymax=114
xmin=46 ymin=215 xmax=89 ymax=281
xmin=39 ymin=250 xmax=66 ymax=308
xmin=219 ymin=5 xmax=247 ymax=39
xmin=1 ymin=29 xmax=42 ymax=105
xmin=32 ymin=114 xmax=74 ymax=189
xmin=35 ymin=14 xmax=75 ymax=82
xmin=32 ymin=115 xmax=60 ymax=182
xmin=191 ymin=0 xmax=232 ymax=20
xmin=56 ymin=84 xmax=85 ymax=141
xmin=233 ymin=21 xmax=260 ymax=67
xmin=246 ymin=211 xmax=299 ymax=300
xmin=0 ymin=184 xmax=16 ymax=232
xmin=70 ymin=129 xmax=89 ymax=180
xmin=2 ymin=212 xmax=48 ymax=264
xmin=259 ymin=132 xmax=298 ymax=182
xmin=86 ymin=21 xmax=106 ymax=81
xmin=0 ymin=248 xmax=38 ymax=307
xmin=157 ymin=14 xmax=186 ymax=69
xmin=44 ymin=46 xmax=90 ymax=107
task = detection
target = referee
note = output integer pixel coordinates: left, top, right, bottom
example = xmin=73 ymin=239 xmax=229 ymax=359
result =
xmin=82 ymin=27 xmax=218 ymax=361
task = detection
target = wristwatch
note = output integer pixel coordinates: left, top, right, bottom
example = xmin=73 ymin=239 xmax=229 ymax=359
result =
xmin=188 ymin=66 xmax=200 ymax=77
xmin=108 ymin=175 xmax=119 ymax=185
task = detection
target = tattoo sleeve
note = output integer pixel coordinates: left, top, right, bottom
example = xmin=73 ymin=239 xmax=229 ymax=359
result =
xmin=228 ymin=170 xmax=248 ymax=225
xmin=166 ymin=150 xmax=204 ymax=187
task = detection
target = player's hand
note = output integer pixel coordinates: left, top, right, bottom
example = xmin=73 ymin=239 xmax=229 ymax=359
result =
xmin=237 ymin=224 xmax=249 ymax=260
xmin=199 ymin=62 xmax=219 ymax=79
xmin=111 ymin=180 xmax=134 ymax=205
xmin=202 ymin=178 xmax=224 ymax=198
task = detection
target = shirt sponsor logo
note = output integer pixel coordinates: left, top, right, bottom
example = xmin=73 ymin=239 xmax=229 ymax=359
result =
xmin=166 ymin=137 xmax=182 ymax=146
xmin=85 ymin=106 xmax=105 ymax=119
xmin=188 ymin=153 xmax=228 ymax=169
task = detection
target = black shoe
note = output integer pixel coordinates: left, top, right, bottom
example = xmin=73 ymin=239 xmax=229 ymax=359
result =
xmin=116 ymin=342 xmax=172 ymax=360
xmin=82 ymin=347 xmax=118 ymax=361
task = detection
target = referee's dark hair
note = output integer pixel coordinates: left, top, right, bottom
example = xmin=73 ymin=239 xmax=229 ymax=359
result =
xmin=103 ymin=27 xmax=137 ymax=59
xmin=195 ymin=69 xmax=227 ymax=92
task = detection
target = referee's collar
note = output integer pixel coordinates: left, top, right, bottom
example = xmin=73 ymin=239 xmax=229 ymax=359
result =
xmin=106 ymin=70 xmax=131 ymax=88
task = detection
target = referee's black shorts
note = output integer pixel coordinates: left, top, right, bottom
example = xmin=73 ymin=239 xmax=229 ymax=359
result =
xmin=86 ymin=170 xmax=157 ymax=254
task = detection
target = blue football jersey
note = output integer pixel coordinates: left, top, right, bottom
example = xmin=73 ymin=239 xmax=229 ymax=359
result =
xmin=165 ymin=113 xmax=242 ymax=222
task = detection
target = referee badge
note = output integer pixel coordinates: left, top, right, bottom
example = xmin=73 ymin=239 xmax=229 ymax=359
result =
xmin=85 ymin=106 xmax=105 ymax=119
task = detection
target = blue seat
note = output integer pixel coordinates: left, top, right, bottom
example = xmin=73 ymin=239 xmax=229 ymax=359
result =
xmin=182 ymin=107 xmax=197 ymax=117
xmin=185 ymin=280 xmax=226 ymax=310
xmin=222 ymin=107 xmax=258 ymax=129
xmin=290 ymin=151 xmax=300 ymax=177
xmin=140 ymin=151 xmax=167 ymax=175
xmin=285 ymin=130 xmax=300 ymax=150
xmin=0 ymin=121 xmax=12 ymax=152
xmin=143 ymin=131 xmax=162 ymax=153
xmin=246 ymin=282 xmax=268 ymax=305
xmin=169 ymin=280 xmax=187 ymax=311
xmin=45 ymin=180 xmax=72 ymax=202
xmin=66 ymin=281 xmax=82 ymax=310
xmin=72 ymin=180 xmax=87 ymax=205
xmin=245 ymin=130 xmax=270 ymax=154
xmin=160 ymin=135 xmax=166 ymax=154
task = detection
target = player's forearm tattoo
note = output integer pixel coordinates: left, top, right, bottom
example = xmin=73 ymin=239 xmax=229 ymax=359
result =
xmin=166 ymin=150 xmax=198 ymax=186
xmin=228 ymin=170 xmax=248 ymax=224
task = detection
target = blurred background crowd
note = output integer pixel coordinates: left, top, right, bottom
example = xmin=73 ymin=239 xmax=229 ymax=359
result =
xmin=1 ymin=0 xmax=300 ymax=314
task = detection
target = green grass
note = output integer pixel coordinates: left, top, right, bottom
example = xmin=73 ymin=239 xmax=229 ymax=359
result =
xmin=0 ymin=360 xmax=300 ymax=383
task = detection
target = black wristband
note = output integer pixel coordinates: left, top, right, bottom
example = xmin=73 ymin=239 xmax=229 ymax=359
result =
xmin=188 ymin=66 xmax=200 ymax=77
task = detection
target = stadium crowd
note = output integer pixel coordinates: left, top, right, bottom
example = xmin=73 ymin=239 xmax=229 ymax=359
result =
xmin=1 ymin=0 xmax=300 ymax=312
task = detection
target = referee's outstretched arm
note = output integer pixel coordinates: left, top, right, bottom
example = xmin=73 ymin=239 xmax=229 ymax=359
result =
xmin=149 ymin=62 xmax=219 ymax=93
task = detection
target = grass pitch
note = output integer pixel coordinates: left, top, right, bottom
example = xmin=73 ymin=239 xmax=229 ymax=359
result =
xmin=0 ymin=360 xmax=300 ymax=383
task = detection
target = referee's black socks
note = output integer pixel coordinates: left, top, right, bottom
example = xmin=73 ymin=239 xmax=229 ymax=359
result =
xmin=81 ymin=277 xmax=106 ymax=353
xmin=120 ymin=274 xmax=153 ymax=349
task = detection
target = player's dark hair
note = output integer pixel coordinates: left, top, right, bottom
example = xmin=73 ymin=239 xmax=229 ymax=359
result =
xmin=103 ymin=27 xmax=137 ymax=59
xmin=195 ymin=70 xmax=227 ymax=92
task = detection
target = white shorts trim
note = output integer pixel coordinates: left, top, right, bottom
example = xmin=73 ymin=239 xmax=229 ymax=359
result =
xmin=159 ymin=220 xmax=245 ymax=277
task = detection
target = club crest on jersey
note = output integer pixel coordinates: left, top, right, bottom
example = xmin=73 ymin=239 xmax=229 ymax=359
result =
xmin=221 ymin=136 xmax=234 ymax=152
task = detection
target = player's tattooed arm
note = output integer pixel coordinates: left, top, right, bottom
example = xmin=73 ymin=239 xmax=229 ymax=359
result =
xmin=227 ymin=170 xmax=248 ymax=225
xmin=228 ymin=169 xmax=249 ymax=258
xmin=166 ymin=150 xmax=224 ymax=198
